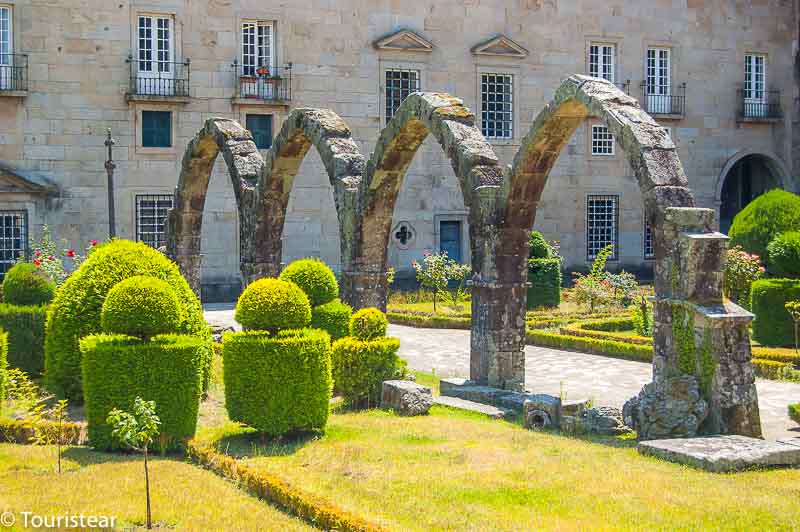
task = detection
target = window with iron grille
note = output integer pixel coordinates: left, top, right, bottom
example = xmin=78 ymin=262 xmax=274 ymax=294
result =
xmin=385 ymin=69 xmax=419 ymax=124
xmin=481 ymin=73 xmax=513 ymax=139
xmin=744 ymin=53 xmax=766 ymax=102
xmin=644 ymin=216 xmax=655 ymax=260
xmin=246 ymin=114 xmax=273 ymax=150
xmin=586 ymin=195 xmax=619 ymax=261
xmin=591 ymin=125 xmax=614 ymax=155
xmin=142 ymin=110 xmax=171 ymax=148
xmin=589 ymin=43 xmax=615 ymax=83
xmin=136 ymin=194 xmax=173 ymax=249
xmin=0 ymin=211 xmax=26 ymax=279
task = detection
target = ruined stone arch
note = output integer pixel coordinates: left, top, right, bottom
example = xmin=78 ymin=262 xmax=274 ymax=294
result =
xmin=345 ymin=92 xmax=504 ymax=310
xmin=167 ymin=118 xmax=264 ymax=296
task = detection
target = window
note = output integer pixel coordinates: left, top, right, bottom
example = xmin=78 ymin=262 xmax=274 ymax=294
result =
xmin=481 ymin=73 xmax=513 ymax=139
xmin=0 ymin=211 xmax=26 ymax=279
xmin=141 ymin=110 xmax=171 ymax=148
xmin=439 ymin=221 xmax=463 ymax=263
xmin=744 ymin=54 xmax=766 ymax=102
xmin=136 ymin=194 xmax=174 ymax=249
xmin=587 ymin=195 xmax=619 ymax=261
xmin=591 ymin=125 xmax=614 ymax=155
xmin=0 ymin=6 xmax=12 ymax=90
xmin=137 ymin=15 xmax=174 ymax=95
xmin=646 ymin=47 xmax=671 ymax=113
xmin=589 ymin=43 xmax=615 ymax=83
xmin=246 ymin=114 xmax=273 ymax=150
xmin=241 ymin=21 xmax=273 ymax=75
xmin=644 ymin=217 xmax=655 ymax=260
xmin=385 ymin=68 xmax=419 ymax=123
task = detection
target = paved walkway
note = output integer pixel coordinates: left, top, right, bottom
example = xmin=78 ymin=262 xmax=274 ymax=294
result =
xmin=204 ymin=306 xmax=800 ymax=440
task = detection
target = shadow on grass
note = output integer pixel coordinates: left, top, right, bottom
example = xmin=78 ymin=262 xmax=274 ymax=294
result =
xmin=501 ymin=414 xmax=639 ymax=449
xmin=213 ymin=428 xmax=323 ymax=459
xmin=61 ymin=446 xmax=186 ymax=468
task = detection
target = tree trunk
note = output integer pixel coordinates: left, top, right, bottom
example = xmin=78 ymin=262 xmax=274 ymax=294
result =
xmin=144 ymin=446 xmax=152 ymax=530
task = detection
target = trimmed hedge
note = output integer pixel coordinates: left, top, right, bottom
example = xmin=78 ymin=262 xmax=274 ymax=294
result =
xmin=750 ymin=346 xmax=800 ymax=366
xmin=527 ymin=258 xmax=561 ymax=309
xmin=350 ymin=308 xmax=388 ymax=341
xmin=751 ymin=358 xmax=792 ymax=380
xmin=45 ymin=240 xmax=210 ymax=402
xmin=2 ymin=263 xmax=55 ymax=306
xmin=80 ymin=334 xmax=205 ymax=451
xmin=767 ymin=231 xmax=800 ymax=278
xmin=223 ymin=329 xmax=332 ymax=436
xmin=790 ymin=403 xmax=800 ymax=425
xmin=0 ymin=304 xmax=47 ymax=376
xmin=560 ymin=322 xmax=652 ymax=346
xmin=331 ymin=336 xmax=403 ymax=406
xmin=0 ymin=417 xmax=86 ymax=445
xmin=279 ymin=258 xmax=339 ymax=307
xmin=729 ymin=189 xmax=800 ymax=260
xmin=528 ymin=231 xmax=553 ymax=259
xmin=526 ymin=330 xmax=653 ymax=362
xmin=311 ymin=300 xmax=352 ymax=341
xmin=387 ymin=312 xmax=471 ymax=330
xmin=101 ymin=276 xmax=183 ymax=339
xmin=235 ymin=278 xmax=311 ymax=333
xmin=750 ymin=278 xmax=800 ymax=347
xmin=0 ymin=330 xmax=7 ymax=403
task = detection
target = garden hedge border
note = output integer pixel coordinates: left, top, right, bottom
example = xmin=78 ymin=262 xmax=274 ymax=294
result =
xmin=0 ymin=304 xmax=47 ymax=376
xmin=187 ymin=442 xmax=386 ymax=532
xmin=790 ymin=403 xmax=800 ymax=425
xmin=0 ymin=417 xmax=86 ymax=445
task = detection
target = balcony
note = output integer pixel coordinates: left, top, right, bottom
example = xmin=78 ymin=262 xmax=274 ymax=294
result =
xmin=0 ymin=54 xmax=28 ymax=96
xmin=615 ymin=80 xmax=630 ymax=94
xmin=126 ymin=55 xmax=191 ymax=102
xmin=640 ymin=82 xmax=686 ymax=118
xmin=232 ymin=62 xmax=292 ymax=105
xmin=737 ymin=88 xmax=782 ymax=123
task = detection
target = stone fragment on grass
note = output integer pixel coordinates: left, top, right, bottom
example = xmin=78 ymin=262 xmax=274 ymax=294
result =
xmin=523 ymin=395 xmax=561 ymax=428
xmin=382 ymin=380 xmax=434 ymax=416
xmin=623 ymin=375 xmax=708 ymax=440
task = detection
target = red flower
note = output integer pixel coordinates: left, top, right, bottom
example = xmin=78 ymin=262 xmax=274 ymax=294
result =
xmin=34 ymin=250 xmax=42 ymax=257
xmin=91 ymin=239 xmax=98 ymax=247
xmin=66 ymin=249 xmax=76 ymax=258
xmin=32 ymin=259 xmax=41 ymax=266
xmin=423 ymin=251 xmax=431 ymax=257
xmin=48 ymin=255 xmax=55 ymax=261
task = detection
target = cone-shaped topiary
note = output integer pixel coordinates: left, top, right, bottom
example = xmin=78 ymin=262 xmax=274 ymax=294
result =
xmin=349 ymin=308 xmax=388 ymax=341
xmin=529 ymin=231 xmax=553 ymax=259
xmin=278 ymin=258 xmax=339 ymax=307
xmin=44 ymin=239 xmax=211 ymax=402
xmin=767 ymin=231 xmax=800 ymax=278
xmin=3 ymin=263 xmax=56 ymax=306
xmin=235 ymin=278 xmax=311 ymax=333
xmin=729 ymin=189 xmax=800 ymax=260
xmin=101 ymin=276 xmax=183 ymax=340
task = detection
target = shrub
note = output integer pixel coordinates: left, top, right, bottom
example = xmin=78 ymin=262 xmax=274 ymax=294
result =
xmin=790 ymin=403 xmax=800 ymax=425
xmin=80 ymin=334 xmax=205 ymax=451
xmin=527 ymin=258 xmax=561 ymax=309
xmin=0 ymin=304 xmax=47 ymax=376
xmin=45 ymin=239 xmax=211 ymax=402
xmin=526 ymin=329 xmax=653 ymax=362
xmin=750 ymin=279 xmax=800 ymax=347
xmin=631 ymin=297 xmax=653 ymax=337
xmin=724 ymin=246 xmax=765 ymax=310
xmin=529 ymin=231 xmax=553 ymax=259
xmin=279 ymin=258 xmax=339 ymax=307
xmin=311 ymin=299 xmax=352 ymax=341
xmin=2 ymin=263 xmax=55 ymax=306
xmin=100 ymin=276 xmax=183 ymax=340
xmin=235 ymin=278 xmax=311 ymax=333
xmin=223 ymin=329 xmax=332 ymax=436
xmin=767 ymin=231 xmax=800 ymax=278
xmin=0 ymin=330 xmax=7 ymax=404
xmin=729 ymin=189 xmax=800 ymax=260
xmin=350 ymin=308 xmax=388 ymax=341
xmin=331 ymin=336 xmax=403 ymax=406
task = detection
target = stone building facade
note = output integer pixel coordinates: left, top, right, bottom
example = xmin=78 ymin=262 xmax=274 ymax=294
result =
xmin=0 ymin=0 xmax=796 ymax=299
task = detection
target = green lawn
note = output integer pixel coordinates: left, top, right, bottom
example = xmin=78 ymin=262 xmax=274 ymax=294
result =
xmin=0 ymin=444 xmax=313 ymax=531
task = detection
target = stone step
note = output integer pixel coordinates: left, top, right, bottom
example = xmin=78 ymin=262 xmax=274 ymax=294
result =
xmin=434 ymin=395 xmax=514 ymax=419
xmin=638 ymin=435 xmax=800 ymax=472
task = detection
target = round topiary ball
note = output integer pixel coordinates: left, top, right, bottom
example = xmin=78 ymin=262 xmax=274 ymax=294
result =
xmin=349 ymin=308 xmax=388 ymax=341
xmin=729 ymin=189 xmax=800 ymax=260
xmin=2 ymin=263 xmax=56 ymax=306
xmin=278 ymin=258 xmax=339 ymax=307
xmin=767 ymin=231 xmax=800 ymax=278
xmin=100 ymin=276 xmax=183 ymax=339
xmin=529 ymin=231 xmax=552 ymax=259
xmin=235 ymin=278 xmax=311 ymax=333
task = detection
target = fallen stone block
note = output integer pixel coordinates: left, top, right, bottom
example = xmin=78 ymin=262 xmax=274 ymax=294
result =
xmin=381 ymin=380 xmax=434 ymax=416
xmin=523 ymin=395 xmax=562 ymax=428
xmin=434 ymin=396 xmax=513 ymax=419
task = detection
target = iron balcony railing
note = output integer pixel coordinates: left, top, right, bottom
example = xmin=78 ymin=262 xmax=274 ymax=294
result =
xmin=127 ymin=55 xmax=190 ymax=98
xmin=233 ymin=62 xmax=292 ymax=102
xmin=0 ymin=54 xmax=28 ymax=92
xmin=616 ymin=80 xmax=630 ymax=94
xmin=738 ymin=88 xmax=782 ymax=120
xmin=640 ymin=82 xmax=686 ymax=116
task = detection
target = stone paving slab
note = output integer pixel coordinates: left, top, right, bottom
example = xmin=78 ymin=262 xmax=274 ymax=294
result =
xmin=433 ymin=396 xmax=513 ymax=419
xmin=638 ymin=435 xmax=800 ymax=472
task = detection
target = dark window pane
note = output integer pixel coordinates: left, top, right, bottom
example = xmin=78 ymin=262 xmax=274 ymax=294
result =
xmin=142 ymin=110 xmax=172 ymax=148
xmin=246 ymin=114 xmax=273 ymax=150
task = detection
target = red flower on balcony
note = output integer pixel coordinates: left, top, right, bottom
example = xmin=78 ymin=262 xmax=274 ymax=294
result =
xmin=91 ymin=240 xmax=98 ymax=247
xmin=66 ymin=249 xmax=76 ymax=258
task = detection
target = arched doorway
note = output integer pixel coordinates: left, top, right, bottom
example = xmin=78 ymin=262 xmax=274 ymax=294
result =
xmin=719 ymin=153 xmax=783 ymax=233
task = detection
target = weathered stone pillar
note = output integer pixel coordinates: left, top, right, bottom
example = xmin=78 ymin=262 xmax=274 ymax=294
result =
xmin=166 ymin=209 xmax=203 ymax=298
xmin=340 ymin=269 xmax=389 ymax=311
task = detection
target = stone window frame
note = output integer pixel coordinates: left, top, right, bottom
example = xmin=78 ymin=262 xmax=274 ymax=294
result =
xmin=589 ymin=123 xmax=615 ymax=156
xmin=0 ymin=3 xmax=14 ymax=57
xmin=130 ymin=6 xmax=184 ymax=67
xmin=585 ymin=193 xmax=620 ymax=262
xmin=134 ymin=104 xmax=179 ymax=156
xmin=235 ymin=105 xmax=287 ymax=149
xmin=134 ymin=192 xmax=174 ymax=249
xmin=585 ymin=38 xmax=620 ymax=84
xmin=433 ymin=212 xmax=471 ymax=266
xmin=245 ymin=113 xmax=274 ymax=150
xmin=378 ymin=59 xmax=428 ymax=127
xmin=743 ymin=51 xmax=768 ymax=101
xmin=475 ymin=64 xmax=520 ymax=145
xmin=383 ymin=67 xmax=421 ymax=125
xmin=641 ymin=39 xmax=679 ymax=91
xmin=0 ymin=208 xmax=27 ymax=277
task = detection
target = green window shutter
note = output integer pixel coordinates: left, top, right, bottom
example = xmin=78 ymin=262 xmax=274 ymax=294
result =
xmin=246 ymin=114 xmax=273 ymax=150
xmin=142 ymin=111 xmax=172 ymax=148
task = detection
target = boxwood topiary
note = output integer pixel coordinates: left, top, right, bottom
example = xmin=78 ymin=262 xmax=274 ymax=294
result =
xmin=767 ymin=231 xmax=800 ymax=278
xmin=80 ymin=334 xmax=205 ymax=451
xmin=44 ymin=239 xmax=211 ymax=402
xmin=330 ymin=336 xmax=404 ymax=406
xmin=279 ymin=258 xmax=339 ymax=307
xmin=3 ymin=263 xmax=55 ymax=306
xmin=0 ymin=330 xmax=7 ymax=404
xmin=311 ymin=299 xmax=352 ymax=341
xmin=750 ymin=278 xmax=800 ymax=347
xmin=235 ymin=278 xmax=311 ymax=333
xmin=729 ymin=189 xmax=800 ymax=260
xmin=527 ymin=258 xmax=561 ymax=309
xmin=349 ymin=308 xmax=388 ymax=341
xmin=101 ymin=276 xmax=183 ymax=339
xmin=0 ymin=304 xmax=47 ymax=376
xmin=223 ymin=329 xmax=332 ymax=436
xmin=529 ymin=231 xmax=553 ymax=259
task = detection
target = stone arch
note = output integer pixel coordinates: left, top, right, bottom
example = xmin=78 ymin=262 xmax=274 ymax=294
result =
xmin=166 ymin=118 xmax=264 ymax=296
xmin=715 ymin=149 xmax=791 ymax=202
xmin=345 ymin=92 xmax=504 ymax=309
